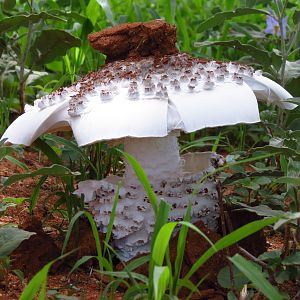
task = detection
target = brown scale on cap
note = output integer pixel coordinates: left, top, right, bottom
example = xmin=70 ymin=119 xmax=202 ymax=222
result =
xmin=88 ymin=20 xmax=178 ymax=62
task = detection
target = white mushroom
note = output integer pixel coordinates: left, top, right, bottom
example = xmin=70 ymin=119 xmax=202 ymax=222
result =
xmin=1 ymin=20 xmax=295 ymax=260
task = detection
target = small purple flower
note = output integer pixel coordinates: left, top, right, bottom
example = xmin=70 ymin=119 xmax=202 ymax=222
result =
xmin=265 ymin=5 xmax=288 ymax=38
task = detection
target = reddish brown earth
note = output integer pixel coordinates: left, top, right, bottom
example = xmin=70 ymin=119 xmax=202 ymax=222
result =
xmin=0 ymin=149 xmax=298 ymax=299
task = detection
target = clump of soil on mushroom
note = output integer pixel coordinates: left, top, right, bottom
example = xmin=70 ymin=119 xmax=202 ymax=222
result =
xmin=88 ymin=20 xmax=178 ymax=62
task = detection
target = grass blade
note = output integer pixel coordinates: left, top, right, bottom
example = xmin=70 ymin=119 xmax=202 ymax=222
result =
xmin=33 ymin=138 xmax=62 ymax=165
xmin=104 ymin=183 xmax=120 ymax=255
xmin=5 ymin=155 xmax=29 ymax=171
xmin=152 ymin=222 xmax=177 ymax=266
xmin=4 ymin=164 xmax=72 ymax=186
xmin=230 ymin=254 xmax=284 ymax=300
xmin=153 ymin=266 xmax=170 ymax=300
xmin=29 ymin=175 xmax=47 ymax=214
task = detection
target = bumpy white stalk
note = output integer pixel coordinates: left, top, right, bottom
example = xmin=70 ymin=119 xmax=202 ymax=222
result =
xmin=123 ymin=133 xmax=182 ymax=185
xmin=76 ymin=134 xmax=223 ymax=261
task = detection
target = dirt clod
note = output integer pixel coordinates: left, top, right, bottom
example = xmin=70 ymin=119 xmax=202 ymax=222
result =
xmin=225 ymin=206 xmax=267 ymax=257
xmin=11 ymin=216 xmax=61 ymax=276
xmin=88 ymin=20 xmax=178 ymax=62
xmin=67 ymin=218 xmax=104 ymax=261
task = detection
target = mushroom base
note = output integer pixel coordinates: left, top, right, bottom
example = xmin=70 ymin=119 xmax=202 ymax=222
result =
xmin=75 ymin=137 xmax=224 ymax=261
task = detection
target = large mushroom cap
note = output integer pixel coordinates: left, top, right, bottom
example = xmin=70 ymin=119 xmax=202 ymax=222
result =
xmin=1 ymin=20 xmax=294 ymax=146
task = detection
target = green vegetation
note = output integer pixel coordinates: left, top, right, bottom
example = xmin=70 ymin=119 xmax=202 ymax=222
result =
xmin=0 ymin=0 xmax=300 ymax=299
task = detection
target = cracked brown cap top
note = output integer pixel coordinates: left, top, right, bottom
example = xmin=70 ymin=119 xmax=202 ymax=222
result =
xmin=88 ymin=20 xmax=178 ymax=62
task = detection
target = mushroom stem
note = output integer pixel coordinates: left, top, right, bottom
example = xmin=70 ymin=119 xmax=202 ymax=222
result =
xmin=75 ymin=136 xmax=222 ymax=260
xmin=123 ymin=133 xmax=183 ymax=186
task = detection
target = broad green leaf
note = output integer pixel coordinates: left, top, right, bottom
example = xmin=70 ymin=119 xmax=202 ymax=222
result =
xmin=282 ymin=252 xmax=300 ymax=265
xmin=195 ymin=40 xmax=275 ymax=66
xmin=197 ymin=8 xmax=268 ymax=32
xmin=259 ymin=250 xmax=281 ymax=261
xmin=32 ymin=29 xmax=81 ymax=65
xmin=236 ymin=204 xmax=300 ymax=229
xmin=223 ymin=171 xmax=280 ymax=185
xmin=0 ymin=227 xmax=35 ymax=258
xmin=0 ymin=12 xmax=65 ymax=34
xmin=237 ymin=204 xmax=285 ymax=217
xmin=230 ymin=254 xmax=284 ymax=300
xmin=44 ymin=134 xmax=82 ymax=152
xmin=153 ymin=266 xmax=170 ymax=300
xmin=4 ymin=164 xmax=72 ymax=186
xmin=217 ymin=265 xmax=250 ymax=290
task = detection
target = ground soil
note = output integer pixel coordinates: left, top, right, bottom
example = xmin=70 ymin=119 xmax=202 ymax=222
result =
xmin=0 ymin=149 xmax=298 ymax=299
